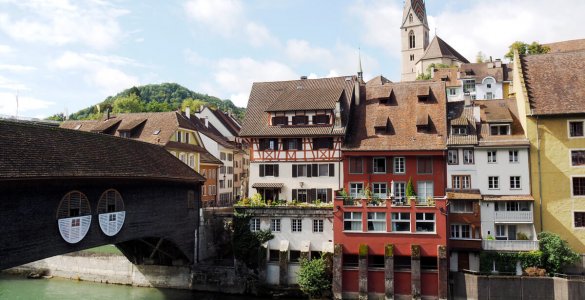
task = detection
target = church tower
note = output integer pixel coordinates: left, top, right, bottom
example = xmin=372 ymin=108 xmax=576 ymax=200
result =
xmin=401 ymin=0 xmax=430 ymax=81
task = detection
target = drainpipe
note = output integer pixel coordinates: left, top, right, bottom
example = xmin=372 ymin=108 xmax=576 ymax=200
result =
xmin=536 ymin=116 xmax=544 ymax=232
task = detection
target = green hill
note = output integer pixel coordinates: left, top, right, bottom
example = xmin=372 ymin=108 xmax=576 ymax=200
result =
xmin=67 ymin=83 xmax=245 ymax=121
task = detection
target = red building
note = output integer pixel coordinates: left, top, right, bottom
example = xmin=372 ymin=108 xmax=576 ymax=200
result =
xmin=333 ymin=78 xmax=448 ymax=299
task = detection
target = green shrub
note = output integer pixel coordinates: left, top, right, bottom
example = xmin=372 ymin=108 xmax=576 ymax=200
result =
xmin=538 ymin=231 xmax=580 ymax=274
xmin=297 ymin=257 xmax=331 ymax=299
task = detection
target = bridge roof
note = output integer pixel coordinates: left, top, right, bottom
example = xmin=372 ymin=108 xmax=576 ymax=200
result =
xmin=0 ymin=120 xmax=205 ymax=183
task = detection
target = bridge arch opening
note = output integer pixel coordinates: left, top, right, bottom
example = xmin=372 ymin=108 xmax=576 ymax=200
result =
xmin=56 ymin=191 xmax=92 ymax=244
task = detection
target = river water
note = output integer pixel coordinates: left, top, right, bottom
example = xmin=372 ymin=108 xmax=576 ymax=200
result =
xmin=0 ymin=274 xmax=265 ymax=300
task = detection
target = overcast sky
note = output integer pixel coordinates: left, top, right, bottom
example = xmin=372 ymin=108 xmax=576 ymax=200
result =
xmin=1 ymin=0 xmax=584 ymax=118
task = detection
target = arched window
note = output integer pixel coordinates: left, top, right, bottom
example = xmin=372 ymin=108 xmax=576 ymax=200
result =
xmin=409 ymin=31 xmax=416 ymax=49
xmin=189 ymin=154 xmax=195 ymax=168
xmin=56 ymin=191 xmax=92 ymax=244
xmin=409 ymin=13 xmax=413 ymax=23
xmin=97 ymin=189 xmax=125 ymax=236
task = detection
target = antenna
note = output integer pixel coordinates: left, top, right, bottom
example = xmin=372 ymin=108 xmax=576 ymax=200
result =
xmin=15 ymin=89 xmax=19 ymax=119
xmin=357 ymin=47 xmax=363 ymax=80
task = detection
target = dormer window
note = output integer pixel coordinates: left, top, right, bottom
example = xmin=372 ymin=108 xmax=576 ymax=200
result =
xmin=417 ymin=86 xmax=430 ymax=102
xmin=272 ymin=116 xmax=288 ymax=126
xmin=490 ymin=124 xmax=511 ymax=136
xmin=312 ymin=114 xmax=329 ymax=125
xmin=452 ymin=126 xmax=467 ymax=136
xmin=292 ymin=115 xmax=309 ymax=125
xmin=119 ymin=131 xmax=131 ymax=138
xmin=463 ymin=80 xmax=476 ymax=93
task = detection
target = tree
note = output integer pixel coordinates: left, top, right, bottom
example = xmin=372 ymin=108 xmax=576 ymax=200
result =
xmin=416 ymin=63 xmax=452 ymax=80
xmin=112 ymin=93 xmax=144 ymax=113
xmin=231 ymin=212 xmax=273 ymax=269
xmin=45 ymin=113 xmax=66 ymax=122
xmin=406 ymin=177 xmax=416 ymax=198
xmin=297 ymin=257 xmax=331 ymax=299
xmin=476 ymin=51 xmax=487 ymax=63
xmin=538 ymin=231 xmax=580 ymax=274
xmin=181 ymin=98 xmax=206 ymax=113
xmin=505 ymin=41 xmax=550 ymax=61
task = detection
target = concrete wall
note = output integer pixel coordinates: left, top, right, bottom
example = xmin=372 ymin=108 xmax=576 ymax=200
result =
xmin=451 ymin=272 xmax=585 ymax=300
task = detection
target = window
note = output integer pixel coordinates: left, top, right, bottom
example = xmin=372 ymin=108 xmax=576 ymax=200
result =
xmin=367 ymin=212 xmax=386 ymax=232
xmin=290 ymin=250 xmax=301 ymax=263
xmin=463 ymin=149 xmax=474 ymax=164
xmin=228 ymin=153 xmax=233 ymax=161
xmin=452 ymin=175 xmax=471 ymax=189
xmin=391 ymin=212 xmax=410 ymax=232
xmin=575 ymin=212 xmax=585 ymax=228
xmin=452 ymin=126 xmax=467 ymax=135
xmin=449 ymin=88 xmax=457 ymax=96
xmin=350 ymin=183 xmax=364 ymax=198
xmin=316 ymin=189 xmax=328 ymax=202
xmin=269 ymin=250 xmax=280 ymax=262
xmin=417 ymin=157 xmax=433 ymax=174
xmin=573 ymin=177 xmax=585 ymax=196
xmin=410 ymin=54 xmax=414 ymax=61
xmin=349 ymin=157 xmax=363 ymax=174
xmin=372 ymin=183 xmax=387 ymax=199
xmin=259 ymin=138 xmax=279 ymax=150
xmin=373 ymin=157 xmax=386 ymax=173
xmin=509 ymin=150 xmax=519 ymax=163
xmin=343 ymin=254 xmax=359 ymax=267
xmin=219 ymin=180 xmax=225 ymax=189
xmin=202 ymin=185 xmax=206 ymax=196
xmin=486 ymin=92 xmax=494 ymax=100
xmin=318 ymin=164 xmax=330 ymax=176
xmin=571 ymin=150 xmax=585 ymax=166
xmin=179 ymin=153 xmax=186 ymax=163
xmin=270 ymin=219 xmax=281 ymax=232
xmin=220 ymin=166 xmax=226 ymax=174
xmin=259 ymin=164 xmax=279 ymax=177
xmin=250 ymin=218 xmax=260 ymax=232
xmin=417 ymin=181 xmax=433 ymax=202
xmin=344 ymin=212 xmax=362 ymax=231
xmin=463 ymin=80 xmax=476 ymax=93
xmin=394 ymin=157 xmax=405 ymax=173
xmin=313 ymin=114 xmax=329 ymax=125
xmin=189 ymin=154 xmax=195 ymax=168
xmin=284 ymin=138 xmax=302 ymax=151
xmin=569 ymin=121 xmax=584 ymax=137
xmin=120 ymin=131 xmax=130 ymax=138
xmin=490 ymin=124 xmax=510 ymax=135
xmin=228 ymin=179 xmax=232 ymax=188
xmin=297 ymin=189 xmax=308 ymax=202
xmin=510 ymin=176 xmax=521 ymax=189
xmin=291 ymin=219 xmax=302 ymax=232
xmin=292 ymin=115 xmax=309 ymax=125
xmin=369 ymin=255 xmax=385 ymax=268
xmin=108 ymin=214 xmax=116 ymax=222
xmin=488 ymin=176 xmax=499 ymax=189
xmin=416 ymin=213 xmax=435 ymax=232
xmin=409 ymin=30 xmax=415 ymax=48
xmin=487 ymin=151 xmax=497 ymax=163
xmin=448 ymin=150 xmax=458 ymax=165
xmin=220 ymin=152 xmax=226 ymax=160
xmin=296 ymin=165 xmax=309 ymax=177
xmin=451 ymin=224 xmax=471 ymax=239
xmin=272 ymin=116 xmax=288 ymax=126
xmin=495 ymin=201 xmax=530 ymax=212
xmin=393 ymin=182 xmax=406 ymax=200
xmin=176 ymin=131 xmax=182 ymax=143
xmin=450 ymin=201 xmax=473 ymax=213
xmin=409 ymin=13 xmax=413 ymax=23
xmin=313 ymin=137 xmax=334 ymax=149
xmin=313 ymin=219 xmax=324 ymax=232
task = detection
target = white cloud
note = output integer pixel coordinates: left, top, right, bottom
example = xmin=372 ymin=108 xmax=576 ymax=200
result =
xmin=184 ymin=0 xmax=243 ymax=36
xmin=0 ymin=44 xmax=12 ymax=54
xmin=184 ymin=49 xmax=211 ymax=66
xmin=285 ymin=39 xmax=334 ymax=64
xmin=0 ymin=0 xmax=128 ymax=50
xmin=206 ymin=57 xmax=297 ymax=107
xmin=349 ymin=1 xmax=403 ymax=58
xmin=0 ymin=91 xmax=54 ymax=115
xmin=0 ymin=64 xmax=36 ymax=72
xmin=0 ymin=75 xmax=27 ymax=90
xmin=50 ymin=51 xmax=139 ymax=95
xmin=245 ymin=22 xmax=279 ymax=48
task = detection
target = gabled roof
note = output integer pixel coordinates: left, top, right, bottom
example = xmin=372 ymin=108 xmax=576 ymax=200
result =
xmin=447 ymin=102 xmax=478 ymax=146
xmin=420 ymin=36 xmax=469 ymax=64
xmin=201 ymin=152 xmax=223 ymax=165
xmin=366 ymin=75 xmax=391 ymax=87
xmin=344 ymin=81 xmax=447 ymax=151
xmin=240 ymin=76 xmax=356 ymax=137
xmin=432 ymin=68 xmax=460 ymax=87
xmin=208 ymin=107 xmax=241 ymax=136
xmin=187 ymin=114 xmax=235 ymax=149
xmin=477 ymin=99 xmax=529 ymax=147
xmin=458 ymin=62 xmax=510 ymax=82
xmin=0 ymin=120 xmax=205 ymax=182
xmin=402 ymin=0 xmax=428 ymax=28
xmin=522 ymin=50 xmax=585 ymax=115
xmin=544 ymin=38 xmax=585 ymax=54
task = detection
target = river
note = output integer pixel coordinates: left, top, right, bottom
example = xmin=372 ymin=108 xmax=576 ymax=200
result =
xmin=0 ymin=274 xmax=266 ymax=300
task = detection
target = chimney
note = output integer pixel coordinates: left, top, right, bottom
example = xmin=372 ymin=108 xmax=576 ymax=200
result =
xmin=185 ymin=107 xmax=190 ymax=119
xmin=464 ymin=94 xmax=472 ymax=107
xmin=494 ymin=59 xmax=502 ymax=68
xmin=300 ymin=75 xmax=308 ymax=80
xmin=204 ymin=116 xmax=209 ymax=128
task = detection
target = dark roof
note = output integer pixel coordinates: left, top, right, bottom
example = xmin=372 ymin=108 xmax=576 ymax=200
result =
xmin=0 ymin=120 xmax=205 ymax=182
xmin=420 ymin=36 xmax=469 ymax=64
xmin=343 ymin=80 xmax=447 ymax=151
xmin=187 ymin=114 xmax=235 ymax=149
xmin=240 ymin=76 xmax=356 ymax=137
xmin=208 ymin=108 xmax=241 ymax=136
xmin=201 ymin=152 xmax=223 ymax=165
xmin=522 ymin=50 xmax=585 ymax=115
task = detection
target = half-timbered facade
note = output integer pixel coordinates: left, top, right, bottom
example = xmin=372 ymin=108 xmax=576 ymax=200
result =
xmin=334 ymin=79 xmax=449 ymax=300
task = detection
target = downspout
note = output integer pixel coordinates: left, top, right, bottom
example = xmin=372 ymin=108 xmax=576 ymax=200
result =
xmin=536 ymin=116 xmax=544 ymax=231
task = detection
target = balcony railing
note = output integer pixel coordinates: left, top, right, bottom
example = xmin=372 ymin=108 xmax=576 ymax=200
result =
xmin=482 ymin=240 xmax=539 ymax=251
xmin=494 ymin=211 xmax=534 ymax=223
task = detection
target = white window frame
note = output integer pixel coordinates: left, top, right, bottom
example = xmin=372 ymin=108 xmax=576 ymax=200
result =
xmin=488 ymin=176 xmax=499 ymax=190
xmin=570 ymin=149 xmax=585 ymax=167
xmin=448 ymin=149 xmax=458 ymax=165
xmin=318 ymin=164 xmax=329 ymax=176
xmin=393 ymin=157 xmax=405 ymax=174
xmin=463 ymin=149 xmax=474 ymax=164
xmin=343 ymin=212 xmax=362 ymax=232
xmin=373 ymin=157 xmax=386 ymax=174
xmin=417 ymin=181 xmax=433 ymax=202
xmin=313 ymin=219 xmax=324 ymax=233
xmin=349 ymin=182 xmax=364 ymax=199
xmin=450 ymin=201 xmax=473 ymax=213
xmin=510 ymin=176 xmax=521 ymax=190
xmin=571 ymin=176 xmax=585 ymax=198
xmin=573 ymin=211 xmax=585 ymax=229
xmin=415 ymin=213 xmax=436 ymax=233
xmin=450 ymin=224 xmax=471 ymax=239
xmin=393 ymin=181 xmax=406 ymax=200
xmin=372 ymin=182 xmax=387 ymax=199
xmin=509 ymin=150 xmax=519 ymax=163
xmin=487 ymin=150 xmax=497 ymax=164
xmin=250 ymin=218 xmax=261 ymax=232
xmin=391 ymin=212 xmax=410 ymax=232
xmin=367 ymin=212 xmax=386 ymax=232
xmin=291 ymin=219 xmax=302 ymax=232
xmin=490 ymin=124 xmax=511 ymax=136
xmin=568 ymin=120 xmax=585 ymax=138
xmin=270 ymin=219 xmax=281 ymax=232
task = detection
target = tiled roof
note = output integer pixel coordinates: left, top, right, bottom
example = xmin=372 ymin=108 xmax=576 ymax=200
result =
xmin=265 ymin=88 xmax=344 ymax=112
xmin=187 ymin=114 xmax=235 ymax=149
xmin=447 ymin=102 xmax=478 ymax=146
xmin=343 ymin=80 xmax=447 ymax=151
xmin=252 ymin=183 xmax=284 ymax=188
xmin=522 ymin=50 xmax=585 ymax=115
xmin=477 ymin=99 xmax=529 ymax=147
xmin=420 ymin=36 xmax=469 ymax=64
xmin=446 ymin=189 xmax=482 ymax=200
xmin=544 ymin=39 xmax=585 ymax=53
xmin=240 ymin=76 xmax=356 ymax=137
xmin=432 ymin=68 xmax=460 ymax=87
xmin=459 ymin=62 xmax=510 ymax=82
xmin=366 ymin=75 xmax=392 ymax=87
xmin=482 ymin=195 xmax=534 ymax=201
xmin=201 ymin=152 xmax=223 ymax=165
xmin=0 ymin=120 xmax=205 ymax=182
xmin=209 ymin=108 xmax=241 ymax=136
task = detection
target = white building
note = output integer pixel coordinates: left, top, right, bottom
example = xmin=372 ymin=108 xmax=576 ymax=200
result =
xmin=436 ymin=61 xmax=512 ymax=102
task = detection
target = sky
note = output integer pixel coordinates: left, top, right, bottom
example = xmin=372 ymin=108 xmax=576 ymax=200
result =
xmin=1 ymin=0 xmax=584 ymax=119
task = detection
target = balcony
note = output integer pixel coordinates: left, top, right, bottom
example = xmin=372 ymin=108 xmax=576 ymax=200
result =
xmin=494 ymin=211 xmax=534 ymax=223
xmin=482 ymin=239 xmax=539 ymax=251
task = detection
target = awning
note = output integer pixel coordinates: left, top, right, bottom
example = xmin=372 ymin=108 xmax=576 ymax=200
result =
xmin=482 ymin=195 xmax=534 ymax=201
xmin=252 ymin=183 xmax=284 ymax=188
xmin=446 ymin=191 xmax=482 ymax=200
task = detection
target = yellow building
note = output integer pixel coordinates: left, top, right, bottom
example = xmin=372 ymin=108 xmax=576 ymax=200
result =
xmin=513 ymin=49 xmax=585 ymax=254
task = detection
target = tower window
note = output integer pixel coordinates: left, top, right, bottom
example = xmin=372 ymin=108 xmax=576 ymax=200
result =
xmin=410 ymin=54 xmax=414 ymax=61
xmin=409 ymin=13 xmax=413 ymax=23
xmin=409 ymin=31 xmax=416 ymax=49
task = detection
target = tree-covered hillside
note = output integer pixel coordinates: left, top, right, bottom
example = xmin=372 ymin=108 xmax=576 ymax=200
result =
xmin=66 ymin=83 xmax=245 ymax=121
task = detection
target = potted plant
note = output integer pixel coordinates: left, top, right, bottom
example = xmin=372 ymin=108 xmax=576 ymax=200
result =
xmin=406 ymin=177 xmax=416 ymax=205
